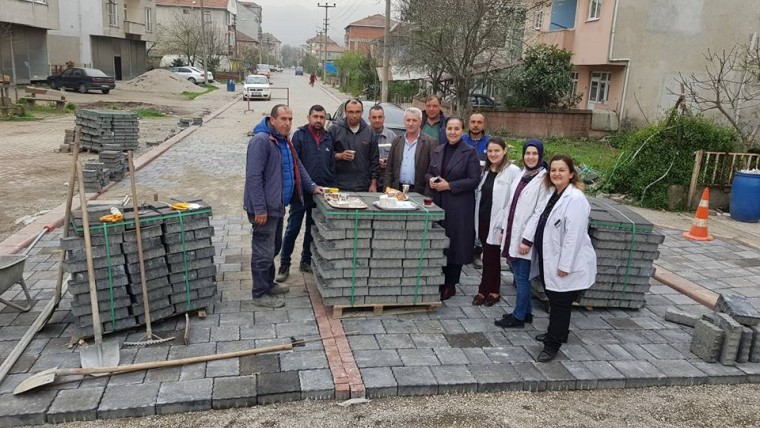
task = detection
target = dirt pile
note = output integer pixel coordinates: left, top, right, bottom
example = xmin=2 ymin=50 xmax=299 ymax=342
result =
xmin=122 ymin=69 xmax=201 ymax=94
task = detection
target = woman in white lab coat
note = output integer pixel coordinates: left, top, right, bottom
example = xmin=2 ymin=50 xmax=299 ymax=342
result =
xmin=473 ymin=137 xmax=521 ymax=306
xmin=530 ymin=154 xmax=597 ymax=362
xmin=492 ymin=139 xmax=550 ymax=328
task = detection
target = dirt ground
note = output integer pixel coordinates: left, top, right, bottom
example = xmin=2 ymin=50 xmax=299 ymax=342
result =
xmin=0 ymin=77 xmax=238 ymax=242
xmin=53 ymin=384 xmax=760 ymax=428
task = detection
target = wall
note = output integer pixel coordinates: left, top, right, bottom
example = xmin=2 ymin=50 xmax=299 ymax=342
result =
xmin=613 ymin=0 xmax=760 ymax=124
xmin=0 ymin=0 xmax=60 ymax=30
xmin=91 ymin=36 xmax=147 ymax=80
xmin=48 ymin=0 xmax=104 ymax=67
xmin=345 ymin=25 xmax=383 ymax=55
xmin=236 ymin=1 xmax=261 ymax=43
xmin=0 ymin=25 xmax=49 ymax=82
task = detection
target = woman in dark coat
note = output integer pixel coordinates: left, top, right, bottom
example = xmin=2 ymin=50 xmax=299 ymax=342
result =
xmin=426 ymin=116 xmax=482 ymax=300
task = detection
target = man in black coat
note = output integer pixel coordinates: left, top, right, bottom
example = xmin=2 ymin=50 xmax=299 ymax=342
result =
xmin=329 ymin=99 xmax=380 ymax=192
xmin=383 ymin=106 xmax=435 ymax=194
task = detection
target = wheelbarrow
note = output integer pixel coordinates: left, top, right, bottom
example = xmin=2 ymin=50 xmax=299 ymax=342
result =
xmin=0 ymin=226 xmax=54 ymax=312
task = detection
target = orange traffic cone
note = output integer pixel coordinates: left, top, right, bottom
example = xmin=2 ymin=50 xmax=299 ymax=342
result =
xmin=683 ymin=187 xmax=714 ymax=241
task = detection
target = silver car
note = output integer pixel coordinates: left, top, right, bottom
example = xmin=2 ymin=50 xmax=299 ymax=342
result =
xmin=169 ymin=66 xmax=206 ymax=84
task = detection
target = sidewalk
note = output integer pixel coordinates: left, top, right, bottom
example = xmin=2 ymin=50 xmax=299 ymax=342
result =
xmin=0 ymin=78 xmax=760 ymax=425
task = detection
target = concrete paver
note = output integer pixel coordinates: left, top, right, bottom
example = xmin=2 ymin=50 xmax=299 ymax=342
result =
xmin=0 ymin=75 xmax=759 ymax=425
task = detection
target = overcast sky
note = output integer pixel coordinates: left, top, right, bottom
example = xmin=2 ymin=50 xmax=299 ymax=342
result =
xmin=249 ymin=0 xmax=388 ymax=46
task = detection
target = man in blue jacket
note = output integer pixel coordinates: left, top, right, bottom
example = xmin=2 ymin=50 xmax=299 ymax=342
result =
xmin=276 ymin=105 xmax=336 ymax=282
xmin=461 ymin=113 xmax=491 ymax=164
xmin=244 ymin=104 xmax=323 ymax=308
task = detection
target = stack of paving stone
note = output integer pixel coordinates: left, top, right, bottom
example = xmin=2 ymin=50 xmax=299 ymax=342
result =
xmin=81 ymin=161 xmax=108 ymax=193
xmin=59 ymin=128 xmax=76 ymax=152
xmin=685 ymin=294 xmax=760 ymax=365
xmin=99 ymin=144 xmax=128 ymax=181
xmin=75 ymin=109 xmax=139 ymax=152
xmin=63 ymin=201 xmax=217 ymax=336
xmin=530 ymin=197 xmax=664 ymax=309
xmin=310 ymin=193 xmax=447 ymax=308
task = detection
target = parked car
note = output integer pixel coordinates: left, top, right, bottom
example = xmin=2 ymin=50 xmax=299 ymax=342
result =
xmin=243 ymin=74 xmax=271 ymax=100
xmin=187 ymin=66 xmax=214 ymax=83
xmin=169 ymin=66 xmax=206 ymax=84
xmin=47 ymin=67 xmax=116 ymax=94
xmin=295 ymin=66 xmax=304 ymax=76
xmin=326 ymin=100 xmax=405 ymax=136
xmin=470 ymin=93 xmax=500 ymax=108
xmin=255 ymin=64 xmax=271 ymax=79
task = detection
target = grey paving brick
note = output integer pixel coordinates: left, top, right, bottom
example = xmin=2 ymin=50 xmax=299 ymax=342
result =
xmin=410 ymin=333 xmax=449 ymax=348
xmin=574 ymin=329 xmax=619 ymax=345
xmin=279 ymin=350 xmax=328 ymax=371
xmin=360 ymin=367 xmax=398 ymax=398
xmin=392 ymin=366 xmax=438 ymax=396
xmin=582 ymin=361 xmax=626 ymax=389
xmin=398 ymin=348 xmax=441 ymax=366
xmin=430 ymin=365 xmax=477 ymax=394
xmin=649 ymin=360 xmax=708 ymax=386
xmin=341 ymin=319 xmax=386 ymax=335
xmin=299 ymin=369 xmax=335 ymax=400
xmin=210 ymin=325 xmax=241 ymax=342
xmin=240 ymin=324 xmax=277 ymax=340
xmin=462 ymin=348 xmax=492 ymax=364
xmin=560 ymin=361 xmax=597 ymax=390
xmin=690 ymin=361 xmax=749 ymax=384
xmin=206 ymin=358 xmax=240 ymax=377
xmin=438 ymin=319 xmax=466 ymax=333
xmin=736 ymin=362 xmax=760 ymax=382
xmin=0 ymin=390 xmax=56 ymax=427
xmin=274 ymin=321 xmax=319 ymax=338
xmin=444 ymin=332 xmax=491 ymax=348
xmin=559 ymin=345 xmax=596 ymax=361
xmin=611 ymin=360 xmax=667 ymax=387
xmin=433 ymin=348 xmax=469 ymax=365
xmin=483 ymin=346 xmax=533 ymax=364
xmin=107 ymin=369 xmax=146 ymax=386
xmin=257 ymin=371 xmax=301 ymax=404
xmin=239 ymin=353 xmax=280 ymax=375
xmin=469 ymin=363 xmax=523 ymax=392
xmin=601 ymin=344 xmax=636 ymax=360
xmin=715 ymin=293 xmax=760 ymax=326
xmin=98 ymin=383 xmax=160 ymax=419
xmin=179 ymin=363 xmax=208 ymax=381
xmin=375 ymin=334 xmax=416 ymax=349
xmin=254 ymin=310 xmax=288 ymax=325
xmin=414 ymin=320 xmax=446 ymax=333
xmin=348 ymin=335 xmax=379 ymax=350
xmin=145 ymin=367 xmax=181 ymax=383
xmin=620 ymin=343 xmax=657 ymax=360
xmin=156 ymin=378 xmax=212 ymax=415
xmin=640 ymin=343 xmax=687 ymax=360
xmin=512 ymin=362 xmax=547 ymax=392
xmin=534 ymin=361 xmax=577 ymax=391
xmin=381 ymin=319 xmax=420 ymax=334
xmin=582 ymin=344 xmax=616 ymax=360
xmin=664 ymin=307 xmax=701 ymax=327
xmin=212 ymin=376 xmax=257 ymax=409
xmin=46 ymin=387 xmax=104 ymax=423
xmin=353 ymin=350 xmax=402 ymax=368
xmin=609 ymin=329 xmax=653 ymax=345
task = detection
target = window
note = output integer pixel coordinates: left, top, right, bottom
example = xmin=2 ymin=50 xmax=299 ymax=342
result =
xmin=203 ymin=10 xmax=212 ymax=24
xmin=589 ymin=72 xmax=611 ymax=103
xmin=533 ymin=9 xmax=543 ymax=30
xmin=570 ymin=72 xmax=579 ymax=96
xmin=145 ymin=8 xmax=153 ymax=32
xmin=107 ymin=1 xmax=119 ymax=27
xmin=588 ymin=0 xmax=601 ymax=20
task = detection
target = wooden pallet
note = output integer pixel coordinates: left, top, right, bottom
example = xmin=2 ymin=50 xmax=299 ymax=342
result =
xmin=332 ymin=302 xmax=441 ymax=318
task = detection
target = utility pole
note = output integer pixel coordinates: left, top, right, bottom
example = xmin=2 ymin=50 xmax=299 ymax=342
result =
xmin=199 ymin=0 xmax=209 ymax=85
xmin=317 ymin=3 xmax=336 ymax=83
xmin=381 ymin=0 xmax=390 ymax=102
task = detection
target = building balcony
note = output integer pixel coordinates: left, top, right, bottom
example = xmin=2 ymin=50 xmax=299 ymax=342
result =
xmin=537 ymin=29 xmax=575 ymax=51
xmin=124 ymin=20 xmax=146 ymax=36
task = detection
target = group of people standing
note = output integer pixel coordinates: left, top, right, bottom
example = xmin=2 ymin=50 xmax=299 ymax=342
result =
xmin=244 ymin=96 xmax=597 ymax=363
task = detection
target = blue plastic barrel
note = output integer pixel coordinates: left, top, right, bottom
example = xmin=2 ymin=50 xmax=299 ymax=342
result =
xmin=226 ymin=79 xmax=235 ymax=92
xmin=730 ymin=171 xmax=760 ymax=223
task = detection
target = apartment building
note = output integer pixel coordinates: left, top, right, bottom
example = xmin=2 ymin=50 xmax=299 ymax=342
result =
xmin=344 ymin=14 xmax=392 ymax=56
xmin=305 ymin=33 xmax=343 ymax=61
xmin=527 ymin=0 xmax=759 ymax=124
xmin=47 ymin=0 xmax=155 ymax=80
xmin=0 ymin=0 xmax=60 ymax=83
xmin=261 ymin=32 xmax=280 ymax=64
xmin=236 ymin=0 xmax=262 ymax=45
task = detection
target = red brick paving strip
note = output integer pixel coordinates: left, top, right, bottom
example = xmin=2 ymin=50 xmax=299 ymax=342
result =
xmin=304 ymin=274 xmax=365 ymax=399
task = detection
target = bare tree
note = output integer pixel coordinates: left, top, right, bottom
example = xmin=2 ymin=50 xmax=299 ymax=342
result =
xmin=676 ymin=35 xmax=760 ymax=149
xmin=392 ymin=0 xmax=536 ymax=114
xmin=0 ymin=23 xmax=15 ymax=83
xmin=157 ymin=12 xmax=202 ymax=66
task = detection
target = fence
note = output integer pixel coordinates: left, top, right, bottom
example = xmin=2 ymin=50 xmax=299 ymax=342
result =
xmin=687 ymin=150 xmax=760 ymax=207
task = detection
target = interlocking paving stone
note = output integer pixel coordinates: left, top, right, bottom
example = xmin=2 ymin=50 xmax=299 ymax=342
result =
xmin=375 ymin=334 xmax=416 ymax=349
xmin=398 ymin=348 xmax=441 ymax=366
xmin=239 ymin=353 xmax=280 ymax=375
xmin=210 ymin=325 xmax=241 ymax=342
xmin=347 ymin=335 xmax=380 ymax=350
xmin=145 ymin=367 xmax=181 ymax=383
xmin=0 ymin=390 xmax=57 ymax=427
xmin=382 ymin=319 xmax=420 ymax=334
xmin=279 ymin=350 xmax=329 ymax=371
xmin=462 ymin=348 xmax=492 ymax=364
xmin=392 ymin=366 xmax=438 ymax=396
xmin=212 ymin=376 xmax=257 ymax=409
xmin=433 ymin=347 xmax=470 ymax=365
xmin=341 ymin=319 xmax=386 ymax=335
xmin=559 ymin=345 xmax=596 ymax=361
xmin=254 ymin=311 xmax=288 ymax=325
xmin=274 ymin=321 xmax=319 ymax=338
xmin=257 ymin=371 xmax=301 ymax=404
xmin=611 ymin=360 xmax=668 ymax=387
xmin=47 ymin=387 xmax=104 ymax=423
xmin=409 ymin=333 xmax=450 ymax=348
xmin=601 ymin=344 xmax=636 ymax=361
xmin=582 ymin=361 xmax=626 ymax=389
xmin=469 ymin=363 xmax=523 ymax=392
xmin=640 ymin=343 xmax=687 ymax=360
xmin=649 ymin=360 xmax=708 ymax=386
xmin=156 ymin=378 xmax=212 ymax=415
xmin=444 ymin=333 xmax=491 ymax=348
xmin=180 ymin=363 xmax=208 ymax=381
xmin=206 ymin=358 xmax=240 ymax=377
xmin=98 ymin=383 xmax=160 ymax=419
xmin=560 ymin=361 xmax=598 ymax=390
xmin=604 ymin=317 xmax=642 ymax=330
xmin=240 ymin=324 xmax=277 ymax=340
xmin=353 ymin=350 xmax=402 ymax=368
xmin=360 ymin=367 xmax=398 ymax=398
xmin=534 ymin=361 xmax=577 ymax=391
xmin=298 ymin=369 xmax=334 ymax=400
xmin=483 ymin=346 xmax=533 ymax=364
xmin=430 ymin=365 xmax=477 ymax=394
xmin=513 ymin=362 xmax=548 ymax=391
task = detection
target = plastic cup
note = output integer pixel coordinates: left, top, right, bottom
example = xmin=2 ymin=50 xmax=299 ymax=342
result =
xmin=423 ymin=197 xmax=433 ymax=206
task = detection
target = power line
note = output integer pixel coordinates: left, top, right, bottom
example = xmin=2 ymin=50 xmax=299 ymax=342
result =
xmin=317 ymin=2 xmax=337 ymax=81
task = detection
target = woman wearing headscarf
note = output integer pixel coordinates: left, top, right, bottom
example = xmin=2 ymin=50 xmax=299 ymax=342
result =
xmin=493 ymin=139 xmax=550 ymax=328
xmin=530 ymin=154 xmax=597 ymax=362
xmin=427 ymin=117 xmax=481 ymax=301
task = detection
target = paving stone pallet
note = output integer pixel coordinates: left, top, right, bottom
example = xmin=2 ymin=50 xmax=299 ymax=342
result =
xmin=311 ymin=193 xmax=447 ymax=310
xmin=62 ymin=200 xmax=217 ymax=336
xmin=75 ymin=109 xmax=139 ymax=153
xmin=531 ymin=197 xmax=665 ymax=309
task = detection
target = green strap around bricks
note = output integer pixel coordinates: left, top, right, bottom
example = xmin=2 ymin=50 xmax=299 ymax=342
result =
xmin=324 ymin=200 xmax=436 ymax=306
xmin=71 ymin=208 xmax=212 ymax=329
xmin=589 ymin=202 xmax=641 ymax=301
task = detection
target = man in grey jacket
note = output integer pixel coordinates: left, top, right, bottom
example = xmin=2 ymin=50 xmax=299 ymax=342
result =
xmin=244 ymin=104 xmax=323 ymax=308
xmin=330 ymin=99 xmax=380 ymax=192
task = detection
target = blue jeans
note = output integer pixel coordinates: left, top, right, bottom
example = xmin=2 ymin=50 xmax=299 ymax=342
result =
xmin=279 ymin=193 xmax=314 ymax=268
xmin=248 ymin=214 xmax=283 ymax=298
xmin=510 ymin=257 xmax=532 ymax=321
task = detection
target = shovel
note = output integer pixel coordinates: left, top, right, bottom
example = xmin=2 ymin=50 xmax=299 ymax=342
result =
xmin=14 ymin=332 xmax=353 ymax=394
xmin=76 ymin=164 xmax=121 ymax=370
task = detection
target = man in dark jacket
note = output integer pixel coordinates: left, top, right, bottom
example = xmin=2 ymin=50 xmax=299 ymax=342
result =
xmin=244 ymin=104 xmax=322 ymax=308
xmin=383 ymin=107 xmax=435 ymax=194
xmin=461 ymin=113 xmax=491 ymax=164
xmin=276 ymin=105 xmax=335 ymax=282
xmin=330 ymin=99 xmax=380 ymax=192
xmin=421 ymin=95 xmax=448 ymax=144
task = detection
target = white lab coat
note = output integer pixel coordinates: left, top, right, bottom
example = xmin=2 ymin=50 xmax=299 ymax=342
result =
xmin=529 ymin=184 xmax=597 ymax=292
xmin=490 ymin=169 xmax=549 ymax=261
xmin=475 ymin=163 xmax=521 ymax=241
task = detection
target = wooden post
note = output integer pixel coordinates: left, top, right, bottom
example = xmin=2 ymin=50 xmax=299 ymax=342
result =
xmin=687 ymin=150 xmax=704 ymax=209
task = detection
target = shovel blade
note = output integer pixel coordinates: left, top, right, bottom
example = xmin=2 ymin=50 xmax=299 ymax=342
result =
xmin=13 ymin=367 xmax=58 ymax=395
xmin=80 ymin=343 xmax=120 ymax=374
